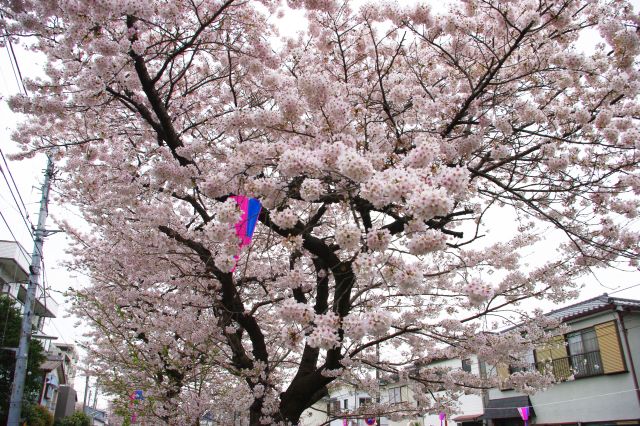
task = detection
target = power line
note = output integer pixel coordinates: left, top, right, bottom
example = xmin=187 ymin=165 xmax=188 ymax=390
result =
xmin=1 ymin=15 xmax=27 ymax=96
xmin=609 ymin=282 xmax=640 ymax=295
xmin=0 ymin=159 xmax=36 ymax=243
xmin=0 ymin=160 xmax=48 ymax=261
xmin=0 ymin=209 xmax=31 ymax=265
xmin=0 ymin=148 xmax=30 ymax=219
xmin=476 ymin=388 xmax=640 ymax=411
xmin=6 ymin=39 xmax=26 ymax=95
xmin=3 ymin=37 xmax=23 ymax=94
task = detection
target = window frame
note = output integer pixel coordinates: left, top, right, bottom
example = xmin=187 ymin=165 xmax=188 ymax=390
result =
xmin=566 ymin=326 xmax=603 ymax=378
xmin=461 ymin=358 xmax=472 ymax=373
xmin=359 ymin=397 xmax=372 ymax=407
xmin=327 ymin=398 xmax=341 ymax=416
xmin=387 ymin=386 xmax=404 ymax=404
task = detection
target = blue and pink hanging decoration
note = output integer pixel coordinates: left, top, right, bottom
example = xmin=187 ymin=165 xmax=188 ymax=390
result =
xmin=439 ymin=411 xmax=447 ymax=426
xmin=129 ymin=390 xmax=144 ymax=423
xmin=231 ymin=195 xmax=262 ymax=272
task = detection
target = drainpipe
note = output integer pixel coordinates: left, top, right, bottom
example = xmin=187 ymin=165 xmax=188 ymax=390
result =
xmin=616 ymin=310 xmax=640 ymax=409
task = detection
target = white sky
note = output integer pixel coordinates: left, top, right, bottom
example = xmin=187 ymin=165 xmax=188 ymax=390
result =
xmin=1 ymin=0 xmax=639 ymax=409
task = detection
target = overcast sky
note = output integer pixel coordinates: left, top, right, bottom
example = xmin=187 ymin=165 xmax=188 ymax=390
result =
xmin=1 ymin=0 xmax=639 ymax=406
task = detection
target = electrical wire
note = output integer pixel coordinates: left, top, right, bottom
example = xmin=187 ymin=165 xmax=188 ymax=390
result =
xmin=3 ymin=37 xmax=23 ymax=94
xmin=6 ymin=40 xmax=26 ymax=95
xmin=373 ymin=322 xmax=640 ymax=373
xmin=1 ymin=34 xmax=62 ymax=349
xmin=609 ymin=282 xmax=640 ymax=295
xmin=458 ymin=388 xmax=640 ymax=411
xmin=0 ymin=161 xmax=37 ymax=243
xmin=0 ymin=148 xmax=30 ymax=218
xmin=1 ymin=15 xmax=27 ymax=96
xmin=0 ymin=209 xmax=31 ymax=264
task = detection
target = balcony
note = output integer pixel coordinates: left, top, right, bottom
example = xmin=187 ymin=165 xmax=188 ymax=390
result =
xmin=0 ymin=240 xmax=58 ymax=319
xmin=536 ymin=350 xmax=603 ymax=379
xmin=0 ymin=240 xmax=30 ymax=283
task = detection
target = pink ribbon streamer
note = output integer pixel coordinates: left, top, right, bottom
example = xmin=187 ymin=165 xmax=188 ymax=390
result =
xmin=517 ymin=406 xmax=529 ymax=426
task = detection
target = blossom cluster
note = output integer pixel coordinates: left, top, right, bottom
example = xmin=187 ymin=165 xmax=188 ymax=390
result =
xmin=335 ymin=225 xmax=361 ymax=250
xmin=407 ymin=230 xmax=447 ymax=255
xmin=270 ymin=208 xmax=298 ymax=229
xmin=307 ymin=312 xmax=340 ymax=349
xmin=464 ymin=279 xmax=495 ymax=306
xmin=342 ymin=310 xmax=392 ymax=340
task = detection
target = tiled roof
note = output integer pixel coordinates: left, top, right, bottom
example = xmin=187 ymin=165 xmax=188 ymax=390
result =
xmin=545 ymin=293 xmax=640 ymax=322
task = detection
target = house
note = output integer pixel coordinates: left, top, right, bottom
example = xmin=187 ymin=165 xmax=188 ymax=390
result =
xmin=53 ymin=342 xmax=79 ymax=384
xmin=0 ymin=240 xmax=79 ymax=418
xmin=301 ymin=294 xmax=640 ymax=426
xmin=421 ymin=357 xmax=484 ymax=426
xmin=486 ymin=294 xmax=640 ymax=426
xmin=301 ymin=379 xmax=425 ymax=426
xmin=39 ymin=356 xmax=67 ymax=413
xmin=84 ymin=406 xmax=108 ymax=425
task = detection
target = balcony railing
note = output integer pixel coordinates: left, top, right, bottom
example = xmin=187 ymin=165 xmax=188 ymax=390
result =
xmin=536 ymin=350 xmax=603 ymax=379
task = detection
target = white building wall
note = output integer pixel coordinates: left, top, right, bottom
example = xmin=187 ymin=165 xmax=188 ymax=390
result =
xmin=300 ymin=402 xmax=329 ymax=426
xmin=301 ymin=386 xmax=376 ymax=426
xmin=422 ymin=358 xmax=484 ymax=426
xmin=621 ymin=311 xmax=640 ymax=399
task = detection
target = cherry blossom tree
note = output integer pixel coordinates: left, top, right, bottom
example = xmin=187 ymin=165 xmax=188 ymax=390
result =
xmin=2 ymin=0 xmax=640 ymax=424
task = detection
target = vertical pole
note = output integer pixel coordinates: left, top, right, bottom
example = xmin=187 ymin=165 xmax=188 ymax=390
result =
xmin=83 ymin=374 xmax=90 ymax=412
xmin=92 ymin=379 xmax=98 ymax=408
xmin=376 ymin=343 xmax=380 ymax=426
xmin=7 ymin=156 xmax=54 ymax=426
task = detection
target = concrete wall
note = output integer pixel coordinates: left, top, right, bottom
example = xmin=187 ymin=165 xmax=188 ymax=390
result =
xmin=54 ymin=385 xmax=77 ymax=420
xmin=488 ymin=311 xmax=640 ymax=424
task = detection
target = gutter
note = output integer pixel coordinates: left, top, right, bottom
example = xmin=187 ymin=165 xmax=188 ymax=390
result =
xmin=616 ymin=310 xmax=640 ymax=409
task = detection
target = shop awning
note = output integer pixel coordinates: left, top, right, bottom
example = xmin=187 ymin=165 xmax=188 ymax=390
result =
xmin=452 ymin=413 xmax=483 ymax=422
xmin=482 ymin=396 xmax=534 ymax=420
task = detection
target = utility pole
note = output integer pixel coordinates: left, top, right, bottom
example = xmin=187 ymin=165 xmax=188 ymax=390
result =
xmin=83 ymin=374 xmax=90 ymax=412
xmin=7 ymin=156 xmax=54 ymax=426
xmin=93 ymin=379 xmax=99 ymax=408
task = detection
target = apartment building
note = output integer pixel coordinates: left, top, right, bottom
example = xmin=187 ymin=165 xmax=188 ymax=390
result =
xmin=0 ymin=240 xmax=79 ymax=420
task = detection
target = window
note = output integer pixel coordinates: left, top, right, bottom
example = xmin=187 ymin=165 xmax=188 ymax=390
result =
xmin=509 ymin=351 xmax=535 ymax=374
xmin=387 ymin=386 xmax=403 ymax=404
xmin=343 ymin=399 xmax=349 ymax=409
xmin=462 ymin=358 xmax=472 ymax=373
xmin=359 ymin=397 xmax=371 ymax=407
xmin=327 ymin=399 xmax=341 ymax=416
xmin=567 ymin=327 xmax=603 ymax=378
